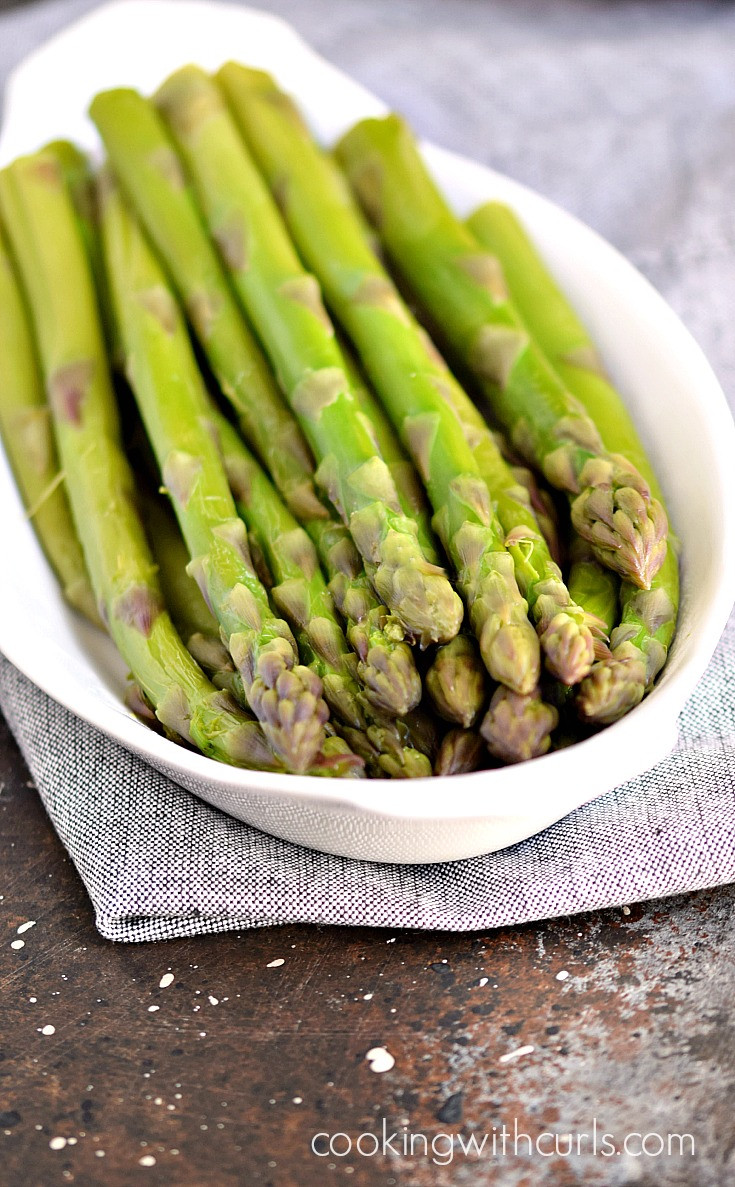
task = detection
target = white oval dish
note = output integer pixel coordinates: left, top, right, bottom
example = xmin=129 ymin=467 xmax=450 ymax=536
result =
xmin=1 ymin=0 xmax=734 ymax=864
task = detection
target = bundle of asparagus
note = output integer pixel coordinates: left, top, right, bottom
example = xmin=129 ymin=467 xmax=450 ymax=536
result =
xmin=0 ymin=64 xmax=676 ymax=781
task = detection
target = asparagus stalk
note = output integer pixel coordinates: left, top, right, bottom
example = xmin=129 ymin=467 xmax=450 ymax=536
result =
xmin=152 ymin=68 xmax=462 ymax=648
xmin=90 ymin=88 xmax=421 ymax=716
xmin=425 ymin=635 xmax=488 ymax=729
xmin=434 ymin=729 xmax=485 ymax=776
xmin=490 ymin=429 xmax=562 ymax=565
xmin=141 ymin=490 xmax=239 ymax=688
xmin=339 ymin=340 xmax=440 ymax=563
xmin=215 ymin=63 xmax=538 ymax=693
xmin=98 ymin=169 xmax=330 ymax=773
xmin=0 ymin=218 xmax=100 ymax=624
xmin=567 ymin=537 xmax=619 ymax=651
xmin=0 ymin=151 xmax=286 ymax=772
xmin=214 ymin=410 xmax=432 ymax=777
xmin=89 ymin=89 xmax=322 ymax=524
xmin=337 ymin=115 xmax=669 ymax=591
xmin=468 ymin=201 xmax=679 ymax=721
xmin=45 ymin=140 xmax=121 ymax=362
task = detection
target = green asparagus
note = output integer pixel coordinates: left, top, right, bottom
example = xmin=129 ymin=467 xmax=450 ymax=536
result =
xmin=221 ymin=67 xmax=596 ymax=685
xmin=153 ymin=67 xmax=462 ymax=648
xmin=434 ymin=728 xmax=485 ymax=776
xmin=337 ymin=115 xmax=669 ymax=591
xmin=0 ymin=150 xmax=286 ymax=772
xmin=0 ymin=218 xmax=99 ymax=624
xmin=215 ymin=63 xmax=540 ymax=693
xmin=567 ymin=537 xmax=619 ymax=651
xmin=142 ymin=490 xmax=362 ymax=776
xmin=98 ymin=168 xmax=330 ymax=773
xmin=481 ymin=687 xmax=559 ymax=764
xmin=90 ymin=87 xmax=421 ymax=716
xmin=468 ymin=201 xmax=679 ymax=721
xmin=425 ymin=635 xmax=488 ymax=729
xmin=490 ymin=429 xmax=562 ymax=565
xmin=339 ymin=339 xmax=440 ymax=563
xmin=141 ymin=489 xmax=238 ymax=688
xmin=214 ymin=410 xmax=432 ymax=777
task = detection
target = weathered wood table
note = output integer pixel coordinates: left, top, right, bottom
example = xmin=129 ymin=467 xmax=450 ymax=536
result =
xmin=0 ymin=711 xmax=729 ymax=1187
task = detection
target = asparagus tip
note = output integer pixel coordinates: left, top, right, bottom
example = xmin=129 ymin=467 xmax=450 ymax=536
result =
xmin=425 ymin=636 xmax=488 ymax=729
xmin=371 ymin=541 xmax=464 ymax=647
xmin=358 ymin=639 xmax=423 ymax=717
xmin=540 ymin=612 xmax=596 ymax=686
xmin=480 ymin=619 xmax=541 ymax=697
xmin=434 ymin=728 xmax=485 ymax=776
xmin=481 ymin=687 xmax=558 ymax=763
xmin=246 ymin=639 xmax=330 ymax=773
xmin=571 ymin=472 xmax=668 ymax=590
xmin=576 ymin=651 xmax=647 ymax=726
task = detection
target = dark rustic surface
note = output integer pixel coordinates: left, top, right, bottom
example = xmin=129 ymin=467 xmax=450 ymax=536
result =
xmin=0 ymin=710 xmax=731 ymax=1187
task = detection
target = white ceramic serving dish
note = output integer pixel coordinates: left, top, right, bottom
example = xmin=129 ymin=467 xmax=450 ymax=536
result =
xmin=1 ymin=0 xmax=733 ymax=864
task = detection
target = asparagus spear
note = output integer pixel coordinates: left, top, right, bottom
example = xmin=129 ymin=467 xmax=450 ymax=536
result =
xmin=45 ymin=139 xmax=121 ymax=361
xmin=0 ymin=151 xmax=287 ymax=772
xmin=214 ymin=63 xmax=538 ymax=693
xmin=0 ymin=218 xmax=100 ymax=624
xmin=337 ymin=115 xmax=668 ymax=591
xmin=90 ymin=88 xmax=421 ymax=716
xmin=468 ymin=201 xmax=679 ymax=721
xmin=434 ymin=728 xmax=485 ymax=776
xmin=140 ymin=489 xmax=238 ymax=686
xmin=214 ymin=410 xmax=432 ymax=778
xmin=425 ymin=635 xmax=488 ymax=729
xmin=417 ymin=347 xmax=595 ymax=684
xmin=339 ymin=340 xmax=440 ymax=563
xmin=342 ymin=337 xmax=496 ymax=728
xmin=152 ymin=68 xmax=462 ymax=648
xmin=98 ymin=169 xmax=331 ymax=773
xmin=490 ymin=429 xmax=562 ymax=565
xmin=567 ymin=537 xmax=619 ymax=651
xmin=142 ymin=490 xmax=362 ymax=776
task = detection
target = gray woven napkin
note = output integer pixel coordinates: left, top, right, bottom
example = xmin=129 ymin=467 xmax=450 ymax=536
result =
xmin=1 ymin=0 xmax=734 ymax=940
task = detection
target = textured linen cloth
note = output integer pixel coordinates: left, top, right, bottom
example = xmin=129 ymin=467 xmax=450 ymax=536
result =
xmin=1 ymin=0 xmax=734 ymax=941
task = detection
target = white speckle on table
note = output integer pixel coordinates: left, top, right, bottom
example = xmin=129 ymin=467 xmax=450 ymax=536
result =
xmin=363 ymin=993 xmax=373 ymax=1001
xmin=365 ymin=1046 xmax=395 ymax=1073
xmin=159 ymin=973 xmax=174 ymax=989
xmin=67 ymin=1138 xmax=77 ymax=1146
xmin=499 ymin=1045 xmax=535 ymax=1064
xmin=292 ymin=1097 xmax=303 ymax=1105
xmin=139 ymin=1155 xmax=156 ymax=1167
xmin=40 ymin=1025 xmax=55 ymax=1036
xmin=95 ymin=1151 xmax=105 ymax=1158
xmin=17 ymin=921 xmax=36 ymax=935
xmin=49 ymin=1137 xmax=67 ymax=1150
xmin=556 ymin=970 xmax=570 ymax=981
xmin=622 ymin=905 xmax=631 ymax=916
xmin=29 ymin=997 xmax=36 ymax=1003
xmin=478 ymin=977 xmax=489 ymax=987
xmin=10 ymin=940 xmax=24 ymax=950
xmin=148 ymin=1005 xmax=159 ymax=1013
xmin=266 ymin=958 xmax=285 ymax=968
xmin=208 ymin=996 xmax=219 ymax=1006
